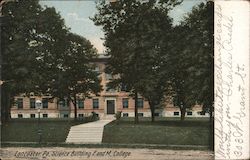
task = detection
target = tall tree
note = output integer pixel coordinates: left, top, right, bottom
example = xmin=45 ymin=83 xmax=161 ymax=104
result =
xmin=1 ymin=0 xmax=44 ymax=122
xmin=36 ymin=32 xmax=102 ymax=119
xmin=93 ymin=0 xmax=181 ymax=123
xmin=180 ymin=0 xmax=214 ymax=148
xmin=1 ymin=0 xmax=102 ymax=121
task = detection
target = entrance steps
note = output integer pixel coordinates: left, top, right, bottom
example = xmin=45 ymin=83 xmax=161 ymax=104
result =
xmin=66 ymin=119 xmax=113 ymax=144
xmin=101 ymin=114 xmax=116 ymax=120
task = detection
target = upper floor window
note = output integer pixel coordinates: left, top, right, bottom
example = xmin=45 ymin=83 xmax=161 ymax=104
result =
xmin=77 ymin=100 xmax=84 ymax=109
xmin=93 ymin=99 xmax=99 ymax=109
xmin=137 ymin=98 xmax=144 ymax=108
xmin=105 ymin=86 xmax=116 ymax=92
xmin=42 ymin=98 xmax=48 ymax=108
xmin=94 ymin=66 xmax=100 ymax=73
xmin=121 ymin=83 xmax=129 ymax=92
xmin=122 ymin=98 xmax=129 ymax=108
xmin=30 ymin=98 xmax=36 ymax=109
xmin=105 ymin=73 xmax=113 ymax=80
xmin=17 ymin=98 xmax=23 ymax=109
xmin=58 ymin=99 xmax=67 ymax=108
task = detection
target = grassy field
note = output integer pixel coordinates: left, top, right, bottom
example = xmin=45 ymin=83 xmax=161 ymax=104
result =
xmin=1 ymin=118 xmax=94 ymax=143
xmin=102 ymin=117 xmax=211 ymax=146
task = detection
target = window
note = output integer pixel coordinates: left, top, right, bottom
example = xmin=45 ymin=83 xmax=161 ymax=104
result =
xmin=30 ymin=98 xmax=36 ymax=109
xmin=123 ymin=113 xmax=129 ymax=117
xmin=63 ymin=114 xmax=69 ymax=118
xmin=78 ymin=114 xmax=84 ymax=118
xmin=122 ymin=98 xmax=129 ymax=108
xmin=93 ymin=99 xmax=99 ymax=109
xmin=105 ymin=73 xmax=112 ymax=80
xmin=30 ymin=114 xmax=35 ymax=118
xmin=42 ymin=98 xmax=48 ymax=108
xmin=138 ymin=113 xmax=144 ymax=117
xmin=77 ymin=100 xmax=84 ymax=109
xmin=58 ymin=99 xmax=67 ymax=108
xmin=137 ymin=98 xmax=143 ymax=108
xmin=105 ymin=86 xmax=116 ymax=92
xmin=174 ymin=112 xmax=179 ymax=116
xmin=43 ymin=114 xmax=48 ymax=118
xmin=154 ymin=113 xmax=160 ymax=117
xmin=199 ymin=111 xmax=205 ymax=115
xmin=121 ymin=83 xmax=129 ymax=92
xmin=18 ymin=114 xmax=23 ymax=118
xmin=94 ymin=66 xmax=100 ymax=73
xmin=17 ymin=98 xmax=23 ymax=109
xmin=187 ymin=112 xmax=192 ymax=116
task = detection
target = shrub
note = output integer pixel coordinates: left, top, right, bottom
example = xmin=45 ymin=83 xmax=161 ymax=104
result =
xmin=91 ymin=111 xmax=99 ymax=121
xmin=115 ymin=111 xmax=122 ymax=121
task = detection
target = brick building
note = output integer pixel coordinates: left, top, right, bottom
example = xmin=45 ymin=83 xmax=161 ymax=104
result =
xmin=10 ymin=55 xmax=209 ymax=119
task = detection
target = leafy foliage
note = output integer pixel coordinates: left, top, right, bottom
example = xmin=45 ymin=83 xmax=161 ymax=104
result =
xmin=93 ymin=0 xmax=182 ymax=123
xmin=1 ymin=0 xmax=102 ymax=121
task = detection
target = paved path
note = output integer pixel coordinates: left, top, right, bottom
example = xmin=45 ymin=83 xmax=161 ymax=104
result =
xmin=66 ymin=119 xmax=113 ymax=144
xmin=0 ymin=147 xmax=214 ymax=160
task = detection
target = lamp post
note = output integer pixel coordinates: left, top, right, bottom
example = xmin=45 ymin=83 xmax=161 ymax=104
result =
xmin=35 ymin=100 xmax=42 ymax=144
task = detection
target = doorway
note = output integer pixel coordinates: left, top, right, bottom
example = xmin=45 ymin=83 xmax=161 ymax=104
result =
xmin=106 ymin=100 xmax=115 ymax=114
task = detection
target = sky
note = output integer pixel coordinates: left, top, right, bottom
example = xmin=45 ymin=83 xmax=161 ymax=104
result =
xmin=39 ymin=0 xmax=205 ymax=53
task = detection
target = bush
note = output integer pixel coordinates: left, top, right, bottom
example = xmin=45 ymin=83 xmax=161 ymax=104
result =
xmin=91 ymin=111 xmax=99 ymax=121
xmin=115 ymin=111 xmax=122 ymax=121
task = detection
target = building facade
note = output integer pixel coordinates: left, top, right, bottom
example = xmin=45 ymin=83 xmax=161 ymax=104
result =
xmin=10 ymin=55 xmax=209 ymax=119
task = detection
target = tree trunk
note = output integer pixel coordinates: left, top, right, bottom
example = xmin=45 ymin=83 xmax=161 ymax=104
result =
xmin=209 ymin=103 xmax=214 ymax=151
xmin=149 ymin=101 xmax=155 ymax=122
xmin=150 ymin=106 xmax=155 ymax=122
xmin=73 ymin=95 xmax=77 ymax=120
xmin=1 ymin=87 xmax=11 ymax=123
xmin=180 ymin=106 xmax=186 ymax=121
xmin=134 ymin=91 xmax=138 ymax=124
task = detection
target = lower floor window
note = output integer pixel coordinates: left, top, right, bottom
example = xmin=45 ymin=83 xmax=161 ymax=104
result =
xmin=174 ymin=112 xmax=179 ymax=116
xmin=187 ymin=112 xmax=192 ymax=115
xmin=199 ymin=112 xmax=205 ymax=115
xmin=78 ymin=114 xmax=84 ymax=118
xmin=43 ymin=114 xmax=48 ymax=118
xmin=154 ymin=113 xmax=160 ymax=117
xmin=138 ymin=113 xmax=144 ymax=117
xmin=30 ymin=114 xmax=35 ymax=118
xmin=123 ymin=113 xmax=129 ymax=117
xmin=63 ymin=114 xmax=69 ymax=118
xmin=18 ymin=114 xmax=23 ymax=118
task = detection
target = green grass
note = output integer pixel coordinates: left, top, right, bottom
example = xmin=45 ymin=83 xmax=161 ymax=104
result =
xmin=102 ymin=117 xmax=211 ymax=146
xmin=1 ymin=118 xmax=95 ymax=143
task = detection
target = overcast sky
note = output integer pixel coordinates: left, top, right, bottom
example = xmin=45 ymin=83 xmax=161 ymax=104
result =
xmin=40 ymin=0 xmax=204 ymax=53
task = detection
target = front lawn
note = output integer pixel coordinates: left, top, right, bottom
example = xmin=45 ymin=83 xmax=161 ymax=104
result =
xmin=102 ymin=117 xmax=211 ymax=146
xmin=1 ymin=118 xmax=94 ymax=143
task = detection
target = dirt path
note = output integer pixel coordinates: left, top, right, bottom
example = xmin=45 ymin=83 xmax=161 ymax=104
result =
xmin=1 ymin=147 xmax=214 ymax=160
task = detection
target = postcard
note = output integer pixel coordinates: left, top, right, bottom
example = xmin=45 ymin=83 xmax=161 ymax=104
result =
xmin=0 ymin=0 xmax=249 ymax=160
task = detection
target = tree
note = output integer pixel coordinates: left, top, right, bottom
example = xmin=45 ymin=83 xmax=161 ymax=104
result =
xmin=1 ymin=0 xmax=45 ymax=122
xmin=93 ymin=0 xmax=182 ymax=123
xmin=182 ymin=0 xmax=214 ymax=122
xmin=1 ymin=0 xmax=101 ymax=121
xmin=179 ymin=0 xmax=214 ymax=148
xmin=36 ymin=32 xmax=102 ymax=119
xmin=163 ymin=1 xmax=213 ymax=122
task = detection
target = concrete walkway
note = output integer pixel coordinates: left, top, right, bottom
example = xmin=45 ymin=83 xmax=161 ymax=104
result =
xmin=66 ymin=119 xmax=113 ymax=144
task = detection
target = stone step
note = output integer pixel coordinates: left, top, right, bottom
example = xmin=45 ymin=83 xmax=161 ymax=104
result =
xmin=66 ymin=119 xmax=113 ymax=144
xmin=66 ymin=135 xmax=102 ymax=138
xmin=68 ymin=130 xmax=103 ymax=133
